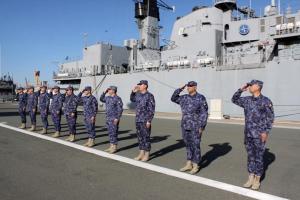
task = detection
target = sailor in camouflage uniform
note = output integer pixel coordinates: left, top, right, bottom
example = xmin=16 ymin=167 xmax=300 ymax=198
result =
xmin=63 ymin=86 xmax=79 ymax=142
xmin=49 ymin=86 xmax=65 ymax=138
xmin=78 ymin=86 xmax=98 ymax=147
xmin=100 ymin=86 xmax=123 ymax=154
xmin=171 ymin=81 xmax=208 ymax=174
xmin=130 ymin=80 xmax=155 ymax=162
xmin=16 ymin=87 xmax=27 ymax=129
xmin=232 ymin=79 xmax=274 ymax=190
xmin=37 ymin=85 xmax=51 ymax=134
xmin=26 ymin=86 xmax=39 ymax=131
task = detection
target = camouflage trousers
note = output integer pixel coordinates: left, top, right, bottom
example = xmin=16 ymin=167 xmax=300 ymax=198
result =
xmin=245 ymin=137 xmax=266 ymax=176
xmin=51 ymin=111 xmax=61 ymax=132
xmin=106 ymin=119 xmax=119 ymax=145
xmin=40 ymin=109 xmax=48 ymax=129
xmin=84 ymin=117 xmax=96 ymax=139
xmin=18 ymin=107 xmax=26 ymax=123
xmin=136 ymin=122 xmax=151 ymax=151
xmin=66 ymin=114 xmax=77 ymax=134
xmin=182 ymin=127 xmax=201 ymax=164
xmin=28 ymin=110 xmax=36 ymax=125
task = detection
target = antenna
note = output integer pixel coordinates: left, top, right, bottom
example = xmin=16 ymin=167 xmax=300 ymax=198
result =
xmin=278 ymin=0 xmax=281 ymax=14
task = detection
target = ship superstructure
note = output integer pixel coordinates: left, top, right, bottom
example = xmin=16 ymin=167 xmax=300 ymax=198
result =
xmin=53 ymin=0 xmax=300 ymax=120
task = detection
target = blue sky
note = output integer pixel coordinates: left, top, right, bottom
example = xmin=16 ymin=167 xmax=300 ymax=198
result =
xmin=0 ymin=0 xmax=299 ymax=85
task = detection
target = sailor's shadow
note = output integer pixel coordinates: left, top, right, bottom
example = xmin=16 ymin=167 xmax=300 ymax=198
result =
xmin=261 ymin=148 xmax=276 ymax=182
xmin=0 ymin=111 xmax=20 ymax=117
xmin=200 ymin=142 xmax=232 ymax=169
xmin=117 ymin=135 xmax=170 ymax=152
xmin=149 ymin=139 xmax=185 ymax=160
xmin=74 ymin=130 xmax=132 ymax=142
xmin=93 ymin=132 xmax=136 ymax=147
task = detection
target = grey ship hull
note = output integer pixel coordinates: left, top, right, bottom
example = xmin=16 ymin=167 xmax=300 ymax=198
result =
xmin=78 ymin=60 xmax=300 ymax=121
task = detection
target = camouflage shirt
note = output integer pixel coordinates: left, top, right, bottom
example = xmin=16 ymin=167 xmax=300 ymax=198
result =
xmin=78 ymin=93 xmax=98 ymax=118
xmin=130 ymin=91 xmax=155 ymax=123
xmin=50 ymin=93 xmax=65 ymax=112
xmin=63 ymin=94 xmax=79 ymax=115
xmin=26 ymin=93 xmax=38 ymax=110
xmin=38 ymin=92 xmax=51 ymax=111
xmin=17 ymin=93 xmax=27 ymax=109
xmin=171 ymin=88 xmax=208 ymax=130
xmin=232 ymin=89 xmax=274 ymax=138
xmin=100 ymin=93 xmax=123 ymax=120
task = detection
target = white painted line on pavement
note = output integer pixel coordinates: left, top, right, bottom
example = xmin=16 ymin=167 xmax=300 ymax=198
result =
xmin=0 ymin=123 xmax=289 ymax=200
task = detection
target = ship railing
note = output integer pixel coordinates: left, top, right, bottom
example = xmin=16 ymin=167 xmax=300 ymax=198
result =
xmin=53 ymin=72 xmax=82 ymax=79
xmin=276 ymin=22 xmax=300 ymax=35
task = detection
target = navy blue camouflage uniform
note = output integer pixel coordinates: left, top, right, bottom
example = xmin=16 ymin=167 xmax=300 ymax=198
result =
xmin=38 ymin=92 xmax=51 ymax=129
xmin=49 ymin=93 xmax=64 ymax=132
xmin=100 ymin=92 xmax=123 ymax=144
xmin=63 ymin=94 xmax=79 ymax=134
xmin=130 ymin=90 xmax=155 ymax=151
xmin=16 ymin=92 xmax=27 ymax=124
xmin=171 ymin=86 xmax=208 ymax=164
xmin=232 ymin=86 xmax=274 ymax=176
xmin=78 ymin=91 xmax=98 ymax=139
xmin=26 ymin=92 xmax=39 ymax=126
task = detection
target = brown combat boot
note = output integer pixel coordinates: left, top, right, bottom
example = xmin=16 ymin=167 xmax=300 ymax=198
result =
xmin=134 ymin=150 xmax=145 ymax=161
xmin=243 ymin=174 xmax=255 ymax=188
xmin=52 ymin=131 xmax=60 ymax=138
xmin=141 ymin=151 xmax=150 ymax=162
xmin=40 ymin=128 xmax=47 ymax=134
xmin=190 ymin=163 xmax=200 ymax=175
xmin=251 ymin=175 xmax=261 ymax=190
xmin=84 ymin=138 xmax=91 ymax=146
xmin=28 ymin=125 xmax=36 ymax=131
xmin=108 ymin=144 xmax=117 ymax=154
xmin=104 ymin=144 xmax=113 ymax=152
xmin=69 ymin=134 xmax=75 ymax=142
xmin=65 ymin=134 xmax=75 ymax=142
xmin=19 ymin=123 xmax=26 ymax=129
xmin=87 ymin=139 xmax=95 ymax=147
xmin=179 ymin=161 xmax=193 ymax=172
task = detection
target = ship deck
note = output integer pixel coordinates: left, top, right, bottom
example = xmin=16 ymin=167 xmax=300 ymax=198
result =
xmin=0 ymin=103 xmax=299 ymax=200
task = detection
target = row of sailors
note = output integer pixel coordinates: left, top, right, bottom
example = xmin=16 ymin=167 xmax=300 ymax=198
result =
xmin=16 ymin=79 xmax=274 ymax=190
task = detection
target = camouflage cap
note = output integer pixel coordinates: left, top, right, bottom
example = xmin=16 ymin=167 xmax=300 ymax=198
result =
xmin=187 ymin=81 xmax=198 ymax=87
xmin=137 ymin=80 xmax=148 ymax=86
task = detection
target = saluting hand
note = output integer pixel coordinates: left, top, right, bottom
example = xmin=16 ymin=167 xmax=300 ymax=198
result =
xmin=241 ymin=84 xmax=249 ymax=92
xmin=180 ymin=84 xmax=187 ymax=90
xmin=132 ymin=86 xmax=139 ymax=93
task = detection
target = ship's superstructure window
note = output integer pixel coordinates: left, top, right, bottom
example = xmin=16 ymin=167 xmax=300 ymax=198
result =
xmin=260 ymin=19 xmax=265 ymax=33
xmin=224 ymin=24 xmax=229 ymax=40
xmin=276 ymin=16 xmax=283 ymax=25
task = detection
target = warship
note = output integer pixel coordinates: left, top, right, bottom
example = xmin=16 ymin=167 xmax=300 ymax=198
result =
xmin=53 ymin=0 xmax=300 ymax=121
xmin=0 ymin=74 xmax=16 ymax=102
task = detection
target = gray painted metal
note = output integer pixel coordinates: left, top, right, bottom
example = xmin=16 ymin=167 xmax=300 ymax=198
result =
xmin=54 ymin=0 xmax=300 ymax=120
